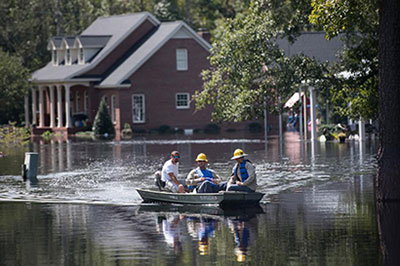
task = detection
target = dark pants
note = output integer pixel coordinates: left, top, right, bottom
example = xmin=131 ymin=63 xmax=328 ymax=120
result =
xmin=197 ymin=181 xmax=227 ymax=193
xmin=227 ymin=184 xmax=254 ymax=193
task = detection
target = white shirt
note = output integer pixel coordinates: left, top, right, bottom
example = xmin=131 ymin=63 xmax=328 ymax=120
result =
xmin=161 ymin=159 xmax=179 ymax=182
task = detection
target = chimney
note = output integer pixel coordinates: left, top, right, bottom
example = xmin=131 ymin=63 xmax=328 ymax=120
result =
xmin=197 ymin=28 xmax=211 ymax=44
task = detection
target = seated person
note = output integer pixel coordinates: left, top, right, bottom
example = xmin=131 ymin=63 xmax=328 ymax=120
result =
xmin=227 ymin=149 xmax=257 ymax=193
xmin=161 ymin=151 xmax=185 ymax=193
xmin=186 ymin=153 xmax=226 ymax=193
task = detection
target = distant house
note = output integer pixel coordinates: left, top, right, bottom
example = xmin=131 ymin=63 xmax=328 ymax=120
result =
xmin=30 ymin=12 xmax=239 ymax=138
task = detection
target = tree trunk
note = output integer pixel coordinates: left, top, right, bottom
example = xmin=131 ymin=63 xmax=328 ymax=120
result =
xmin=377 ymin=0 xmax=400 ymax=201
xmin=377 ymin=0 xmax=400 ymax=265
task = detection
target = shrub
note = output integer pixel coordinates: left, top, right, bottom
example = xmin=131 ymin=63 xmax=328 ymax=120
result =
xmin=204 ymin=123 xmax=221 ymax=134
xmin=158 ymin=125 xmax=172 ymax=134
xmin=248 ymin=122 xmax=262 ymax=133
xmin=92 ymin=99 xmax=115 ymax=138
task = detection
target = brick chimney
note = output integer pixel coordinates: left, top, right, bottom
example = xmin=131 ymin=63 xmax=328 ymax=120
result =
xmin=197 ymin=29 xmax=211 ymax=44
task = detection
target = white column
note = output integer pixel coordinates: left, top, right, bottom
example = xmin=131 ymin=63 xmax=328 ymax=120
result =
xmin=49 ymin=86 xmax=56 ymax=128
xmin=57 ymin=85 xmax=63 ymax=128
xmin=39 ymin=86 xmax=45 ymax=127
xmin=24 ymin=94 xmax=30 ymax=127
xmin=65 ymin=84 xmax=72 ymax=128
xmin=359 ymin=119 xmax=365 ymax=141
xmin=309 ymin=86 xmax=317 ymax=142
xmin=298 ymin=88 xmax=304 ymax=141
xmin=32 ymin=88 xmax=37 ymax=126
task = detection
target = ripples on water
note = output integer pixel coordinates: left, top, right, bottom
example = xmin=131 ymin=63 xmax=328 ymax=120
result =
xmin=0 ymin=136 xmax=377 ymax=205
xmin=0 ymin=135 xmax=381 ymax=266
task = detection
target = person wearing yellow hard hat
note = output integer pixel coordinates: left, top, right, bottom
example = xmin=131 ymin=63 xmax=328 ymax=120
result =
xmin=186 ymin=153 xmax=227 ymax=193
xmin=227 ymin=148 xmax=257 ymax=192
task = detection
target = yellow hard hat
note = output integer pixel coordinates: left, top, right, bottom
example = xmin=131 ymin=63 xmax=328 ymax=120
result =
xmin=235 ymin=247 xmax=247 ymax=262
xmin=198 ymin=241 xmax=209 ymax=255
xmin=231 ymin=149 xmax=248 ymax=160
xmin=196 ymin=153 xmax=208 ymax=162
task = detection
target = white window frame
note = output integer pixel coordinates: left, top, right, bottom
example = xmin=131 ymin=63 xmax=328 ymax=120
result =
xmin=52 ymin=50 xmax=58 ymax=66
xmin=176 ymin=48 xmax=188 ymax=71
xmin=65 ymin=49 xmax=71 ymax=65
xmin=78 ymin=48 xmax=84 ymax=64
xmin=111 ymin=95 xmax=116 ymax=123
xmin=132 ymin=94 xmax=145 ymax=123
xmin=176 ymin=93 xmax=190 ymax=109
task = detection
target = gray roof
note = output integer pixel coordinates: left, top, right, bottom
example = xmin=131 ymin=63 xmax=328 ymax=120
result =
xmin=50 ymin=36 xmax=64 ymax=48
xmin=277 ymin=32 xmax=343 ymax=63
xmin=99 ymin=21 xmax=211 ymax=87
xmin=32 ymin=12 xmax=159 ymax=83
xmin=64 ymin=36 xmax=76 ymax=47
xmin=99 ymin=22 xmax=182 ymax=87
xmin=78 ymin=35 xmax=111 ymax=48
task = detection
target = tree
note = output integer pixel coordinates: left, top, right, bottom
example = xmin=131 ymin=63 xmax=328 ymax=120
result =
xmin=92 ymin=99 xmax=115 ymax=138
xmin=0 ymin=49 xmax=30 ymax=124
xmin=193 ymin=0 xmax=326 ymax=122
xmin=309 ymin=0 xmax=379 ymax=121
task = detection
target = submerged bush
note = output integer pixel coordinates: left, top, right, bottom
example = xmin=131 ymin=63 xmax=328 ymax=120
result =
xmin=204 ymin=123 xmax=221 ymax=134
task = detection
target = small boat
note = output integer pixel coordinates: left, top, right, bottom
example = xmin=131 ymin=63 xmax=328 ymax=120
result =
xmin=136 ymin=188 xmax=265 ymax=208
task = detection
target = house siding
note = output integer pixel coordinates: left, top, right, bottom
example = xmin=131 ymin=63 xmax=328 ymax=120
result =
xmin=122 ymin=38 xmax=212 ymax=131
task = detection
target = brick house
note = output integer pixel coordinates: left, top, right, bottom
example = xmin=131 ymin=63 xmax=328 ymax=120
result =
xmin=30 ymin=12 xmax=270 ymax=139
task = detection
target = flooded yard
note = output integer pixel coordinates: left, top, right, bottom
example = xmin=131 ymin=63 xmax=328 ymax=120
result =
xmin=0 ymin=133 xmax=381 ymax=265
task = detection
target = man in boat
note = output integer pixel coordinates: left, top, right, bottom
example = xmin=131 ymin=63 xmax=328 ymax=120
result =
xmin=161 ymin=151 xmax=185 ymax=193
xmin=227 ymin=149 xmax=257 ymax=192
xmin=186 ymin=153 xmax=226 ymax=193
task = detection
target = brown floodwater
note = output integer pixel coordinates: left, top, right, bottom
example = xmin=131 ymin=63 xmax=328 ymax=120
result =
xmin=0 ymin=133 xmax=381 ymax=265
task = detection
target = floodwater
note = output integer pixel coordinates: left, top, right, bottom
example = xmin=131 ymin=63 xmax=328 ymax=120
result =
xmin=0 ymin=133 xmax=381 ymax=265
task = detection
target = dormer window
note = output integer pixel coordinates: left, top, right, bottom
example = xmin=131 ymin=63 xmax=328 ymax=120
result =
xmin=52 ymin=50 xmax=58 ymax=66
xmin=65 ymin=49 xmax=71 ymax=65
xmin=78 ymin=48 xmax=84 ymax=64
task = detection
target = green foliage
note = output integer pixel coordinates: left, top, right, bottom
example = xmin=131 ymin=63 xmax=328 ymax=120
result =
xmin=309 ymin=0 xmax=379 ymax=120
xmin=194 ymin=0 xmax=327 ymax=122
xmin=0 ymin=122 xmax=30 ymax=146
xmin=41 ymin=130 xmax=54 ymax=142
xmin=92 ymin=100 xmax=115 ymax=138
xmin=0 ymin=50 xmax=30 ymax=125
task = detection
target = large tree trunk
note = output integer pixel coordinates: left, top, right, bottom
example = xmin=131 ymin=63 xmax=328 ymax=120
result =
xmin=377 ymin=0 xmax=400 ymax=201
xmin=377 ymin=0 xmax=400 ymax=265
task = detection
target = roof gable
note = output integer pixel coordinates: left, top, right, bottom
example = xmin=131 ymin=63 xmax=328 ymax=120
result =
xmin=99 ymin=21 xmax=211 ymax=87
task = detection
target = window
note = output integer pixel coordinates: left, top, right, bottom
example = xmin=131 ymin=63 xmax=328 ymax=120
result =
xmin=111 ymin=95 xmax=116 ymax=123
xmin=132 ymin=94 xmax=145 ymax=123
xmin=66 ymin=49 xmax=71 ymax=65
xmin=176 ymin=93 xmax=190 ymax=109
xmin=176 ymin=49 xmax=188 ymax=71
xmin=75 ymin=91 xmax=80 ymax=112
xmin=79 ymin=48 xmax=84 ymax=64
xmin=52 ymin=50 xmax=58 ymax=65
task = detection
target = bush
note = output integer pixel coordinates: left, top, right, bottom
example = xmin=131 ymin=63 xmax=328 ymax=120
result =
xmin=92 ymin=99 xmax=115 ymax=138
xmin=248 ymin=122 xmax=262 ymax=133
xmin=158 ymin=125 xmax=173 ymax=134
xmin=204 ymin=123 xmax=221 ymax=134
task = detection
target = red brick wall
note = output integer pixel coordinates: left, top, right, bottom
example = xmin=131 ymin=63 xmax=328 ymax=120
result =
xmin=121 ymin=38 xmax=213 ymax=131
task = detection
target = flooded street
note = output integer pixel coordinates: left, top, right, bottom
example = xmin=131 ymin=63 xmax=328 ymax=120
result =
xmin=0 ymin=133 xmax=381 ymax=265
